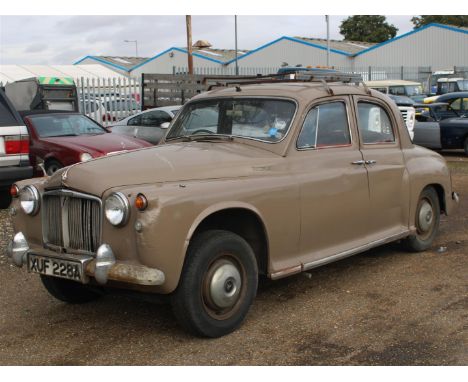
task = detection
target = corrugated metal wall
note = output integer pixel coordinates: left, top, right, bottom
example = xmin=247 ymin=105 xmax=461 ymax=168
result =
xmin=354 ymin=27 xmax=468 ymax=69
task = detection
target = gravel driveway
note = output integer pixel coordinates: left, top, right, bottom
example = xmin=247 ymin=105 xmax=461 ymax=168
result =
xmin=0 ymin=154 xmax=466 ymax=366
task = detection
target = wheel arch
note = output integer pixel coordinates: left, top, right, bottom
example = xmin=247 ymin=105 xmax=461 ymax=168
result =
xmin=185 ymin=203 xmax=270 ymax=276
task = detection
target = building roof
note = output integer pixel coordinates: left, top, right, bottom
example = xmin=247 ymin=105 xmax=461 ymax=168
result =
xmin=0 ymin=64 xmax=129 ymax=85
xmin=180 ymin=47 xmax=250 ymax=62
xmin=292 ymin=37 xmax=375 ymax=54
xmin=74 ymin=56 xmax=149 ymax=71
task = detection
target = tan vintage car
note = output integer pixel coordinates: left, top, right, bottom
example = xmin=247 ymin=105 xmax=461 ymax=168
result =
xmin=7 ymin=77 xmax=459 ymax=337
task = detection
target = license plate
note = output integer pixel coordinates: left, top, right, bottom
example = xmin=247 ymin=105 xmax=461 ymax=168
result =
xmin=27 ymin=254 xmax=84 ymax=282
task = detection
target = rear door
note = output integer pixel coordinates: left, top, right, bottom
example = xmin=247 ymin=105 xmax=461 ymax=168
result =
xmin=352 ymin=96 xmax=410 ymax=240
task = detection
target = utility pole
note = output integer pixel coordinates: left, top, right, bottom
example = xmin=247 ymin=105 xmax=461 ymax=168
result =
xmin=325 ymin=15 xmax=330 ymax=67
xmin=235 ymin=15 xmax=239 ymax=76
xmin=186 ymin=15 xmax=194 ymax=75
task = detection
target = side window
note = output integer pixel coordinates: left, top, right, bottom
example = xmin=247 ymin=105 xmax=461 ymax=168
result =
xmin=388 ymin=86 xmax=406 ymax=96
xmin=357 ymin=102 xmax=395 ymax=144
xmin=140 ymin=110 xmax=173 ymax=127
xmin=297 ymin=102 xmax=351 ymax=149
xmin=128 ymin=115 xmax=141 ymax=126
xmin=449 ymin=98 xmax=461 ymax=111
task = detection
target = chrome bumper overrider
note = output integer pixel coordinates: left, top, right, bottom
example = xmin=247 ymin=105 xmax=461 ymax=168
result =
xmin=6 ymin=232 xmax=165 ymax=286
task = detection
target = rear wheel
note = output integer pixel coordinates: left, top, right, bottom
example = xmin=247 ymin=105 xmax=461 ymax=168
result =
xmin=45 ymin=160 xmax=63 ymax=176
xmin=40 ymin=275 xmax=102 ymax=304
xmin=403 ymin=187 xmax=440 ymax=252
xmin=171 ymin=230 xmax=258 ymax=338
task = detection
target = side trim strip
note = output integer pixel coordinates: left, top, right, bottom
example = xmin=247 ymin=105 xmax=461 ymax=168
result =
xmin=302 ymin=231 xmax=411 ymax=271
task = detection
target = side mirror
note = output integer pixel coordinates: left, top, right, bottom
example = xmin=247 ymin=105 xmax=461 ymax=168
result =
xmin=160 ymin=122 xmax=170 ymax=129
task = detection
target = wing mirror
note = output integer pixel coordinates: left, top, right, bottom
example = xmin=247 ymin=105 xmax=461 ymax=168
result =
xmin=160 ymin=122 xmax=170 ymax=129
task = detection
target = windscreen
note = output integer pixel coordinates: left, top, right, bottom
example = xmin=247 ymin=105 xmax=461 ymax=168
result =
xmin=29 ymin=114 xmax=107 ymax=137
xmin=167 ymin=98 xmax=296 ymax=142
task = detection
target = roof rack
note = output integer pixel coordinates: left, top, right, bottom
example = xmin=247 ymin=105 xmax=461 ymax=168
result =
xmin=202 ymin=70 xmax=367 ymax=95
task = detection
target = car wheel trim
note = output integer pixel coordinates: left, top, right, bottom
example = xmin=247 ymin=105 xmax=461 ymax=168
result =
xmin=202 ymin=255 xmax=246 ymax=320
xmin=416 ymin=197 xmax=435 ymax=239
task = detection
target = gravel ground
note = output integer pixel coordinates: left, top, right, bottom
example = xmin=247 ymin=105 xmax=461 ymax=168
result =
xmin=0 ymin=153 xmax=466 ymax=366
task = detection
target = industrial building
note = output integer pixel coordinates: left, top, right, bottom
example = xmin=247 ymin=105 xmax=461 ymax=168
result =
xmin=73 ymin=23 xmax=468 ymax=77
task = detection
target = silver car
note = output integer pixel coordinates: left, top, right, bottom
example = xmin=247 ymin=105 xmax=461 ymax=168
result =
xmin=110 ymin=105 xmax=182 ymax=145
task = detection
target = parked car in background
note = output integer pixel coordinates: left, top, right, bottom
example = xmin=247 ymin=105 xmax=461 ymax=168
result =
xmin=413 ymin=102 xmax=468 ymax=155
xmin=387 ymin=95 xmax=416 ymax=140
xmin=81 ymin=97 xmax=141 ymax=125
xmin=421 ymin=92 xmax=468 ymax=118
xmin=110 ymin=105 xmax=182 ymax=144
xmin=21 ymin=111 xmax=152 ymax=175
xmin=0 ymin=89 xmax=33 ymax=208
xmin=365 ymin=80 xmax=426 ymax=102
xmin=7 ymin=75 xmax=458 ymax=337
xmin=436 ymin=78 xmax=468 ymax=95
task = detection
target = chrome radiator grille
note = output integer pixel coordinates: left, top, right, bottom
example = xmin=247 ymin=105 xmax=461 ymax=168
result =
xmin=43 ymin=190 xmax=102 ymax=254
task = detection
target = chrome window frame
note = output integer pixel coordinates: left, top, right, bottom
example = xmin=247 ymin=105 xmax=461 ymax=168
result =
xmin=296 ymin=99 xmax=354 ymax=151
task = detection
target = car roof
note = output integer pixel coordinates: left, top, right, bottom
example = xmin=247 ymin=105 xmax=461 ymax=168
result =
xmin=438 ymin=92 xmax=468 ymax=100
xmin=19 ymin=110 xmax=83 ymax=117
xmin=193 ymin=81 xmax=378 ymax=102
xmin=365 ymin=80 xmax=421 ymax=87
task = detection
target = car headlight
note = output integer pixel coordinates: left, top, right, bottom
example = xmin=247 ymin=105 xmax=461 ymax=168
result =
xmin=80 ymin=152 xmax=93 ymax=162
xmin=20 ymin=186 xmax=40 ymax=215
xmin=104 ymin=192 xmax=130 ymax=226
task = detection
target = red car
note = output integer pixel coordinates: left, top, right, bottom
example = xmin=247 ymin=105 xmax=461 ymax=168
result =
xmin=21 ymin=111 xmax=152 ymax=175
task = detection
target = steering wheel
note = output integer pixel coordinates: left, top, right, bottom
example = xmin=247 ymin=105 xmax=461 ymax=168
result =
xmin=192 ymin=129 xmax=215 ymax=135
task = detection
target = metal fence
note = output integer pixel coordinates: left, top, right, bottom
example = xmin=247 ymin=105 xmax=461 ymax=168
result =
xmin=175 ymin=65 xmax=468 ymax=83
xmin=76 ymin=77 xmax=141 ymax=127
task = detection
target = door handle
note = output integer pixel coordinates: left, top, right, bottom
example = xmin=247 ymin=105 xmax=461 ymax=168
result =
xmin=351 ymin=160 xmax=365 ymax=165
xmin=365 ymin=160 xmax=377 ymax=165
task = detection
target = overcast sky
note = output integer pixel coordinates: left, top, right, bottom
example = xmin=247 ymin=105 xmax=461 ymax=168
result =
xmin=0 ymin=15 xmax=415 ymax=65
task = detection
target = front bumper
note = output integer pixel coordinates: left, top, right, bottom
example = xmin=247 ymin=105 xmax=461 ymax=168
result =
xmin=6 ymin=232 xmax=165 ymax=286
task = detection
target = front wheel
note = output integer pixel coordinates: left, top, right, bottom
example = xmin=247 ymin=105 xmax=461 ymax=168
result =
xmin=171 ymin=230 xmax=258 ymax=338
xmin=45 ymin=160 xmax=63 ymax=176
xmin=40 ymin=275 xmax=103 ymax=304
xmin=403 ymin=187 xmax=440 ymax=252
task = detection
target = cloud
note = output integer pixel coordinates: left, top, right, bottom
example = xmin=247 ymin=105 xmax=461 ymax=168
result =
xmin=0 ymin=15 xmax=415 ymax=65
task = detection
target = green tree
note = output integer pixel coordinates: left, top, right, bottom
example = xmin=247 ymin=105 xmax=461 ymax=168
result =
xmin=411 ymin=15 xmax=468 ymax=29
xmin=339 ymin=15 xmax=398 ymax=43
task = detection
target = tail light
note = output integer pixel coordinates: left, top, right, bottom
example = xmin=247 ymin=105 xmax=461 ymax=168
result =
xmin=4 ymin=135 xmax=29 ymax=154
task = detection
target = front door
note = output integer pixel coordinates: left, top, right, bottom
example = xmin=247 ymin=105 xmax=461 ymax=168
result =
xmin=291 ymin=97 xmax=371 ymax=266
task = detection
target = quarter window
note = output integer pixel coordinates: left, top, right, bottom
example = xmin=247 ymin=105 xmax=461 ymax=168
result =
xmin=297 ymin=102 xmax=351 ymax=149
xmin=357 ymin=102 xmax=395 ymax=144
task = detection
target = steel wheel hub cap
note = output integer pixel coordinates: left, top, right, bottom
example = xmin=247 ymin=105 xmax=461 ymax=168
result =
xmin=418 ymin=200 xmax=433 ymax=232
xmin=209 ymin=262 xmax=242 ymax=309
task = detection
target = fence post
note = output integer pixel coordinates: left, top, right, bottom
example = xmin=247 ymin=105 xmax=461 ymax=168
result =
xmin=400 ymin=66 xmax=404 ymax=80
xmin=368 ymin=66 xmax=372 ymax=81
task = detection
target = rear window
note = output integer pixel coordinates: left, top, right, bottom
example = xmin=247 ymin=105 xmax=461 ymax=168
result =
xmin=0 ymin=90 xmax=22 ymax=127
xmin=29 ymin=114 xmax=106 ymax=137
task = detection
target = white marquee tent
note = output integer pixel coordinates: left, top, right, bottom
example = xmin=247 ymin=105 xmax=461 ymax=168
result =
xmin=0 ymin=64 xmax=128 ymax=85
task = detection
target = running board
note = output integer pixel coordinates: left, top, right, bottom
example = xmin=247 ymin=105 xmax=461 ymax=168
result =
xmin=270 ymin=230 xmax=412 ymax=280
